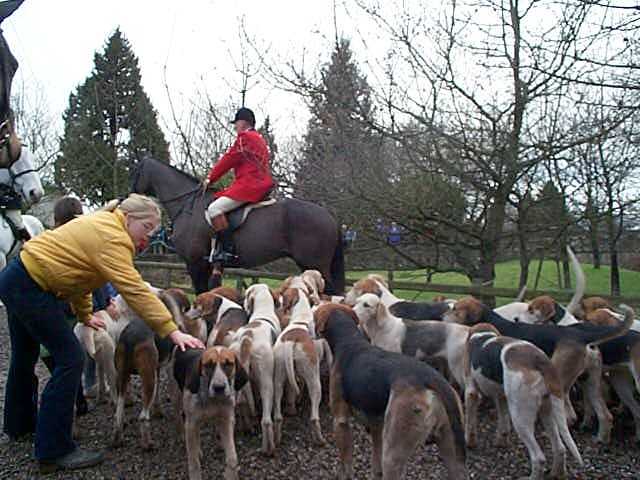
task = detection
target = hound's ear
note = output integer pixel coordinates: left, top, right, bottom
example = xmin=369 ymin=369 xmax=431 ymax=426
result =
xmin=186 ymin=358 xmax=202 ymax=394
xmin=205 ymin=296 xmax=223 ymax=316
xmin=270 ymin=288 xmax=281 ymax=309
xmin=281 ymin=288 xmax=300 ymax=313
xmin=375 ymin=299 xmax=386 ymax=324
xmin=234 ymin=354 xmax=249 ymax=391
xmin=244 ymin=292 xmax=255 ymax=316
xmin=314 ymin=307 xmax=330 ymax=337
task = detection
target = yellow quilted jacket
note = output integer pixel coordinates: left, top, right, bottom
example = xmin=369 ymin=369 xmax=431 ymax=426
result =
xmin=20 ymin=208 xmax=177 ymax=338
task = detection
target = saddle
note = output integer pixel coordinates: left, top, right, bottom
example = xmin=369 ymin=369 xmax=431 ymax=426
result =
xmin=0 ymin=182 xmax=21 ymax=209
xmin=212 ymin=198 xmax=277 ymax=263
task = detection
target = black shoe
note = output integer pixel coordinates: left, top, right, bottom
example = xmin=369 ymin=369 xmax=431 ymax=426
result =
xmin=39 ymin=447 xmax=104 ymax=473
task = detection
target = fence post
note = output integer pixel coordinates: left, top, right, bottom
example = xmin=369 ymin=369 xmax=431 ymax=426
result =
xmin=387 ymin=270 xmax=394 ymax=292
xmin=164 ymin=266 xmax=172 ymax=289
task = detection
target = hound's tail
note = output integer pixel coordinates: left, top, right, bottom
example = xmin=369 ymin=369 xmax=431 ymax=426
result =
xmin=550 ymin=394 xmax=583 ymax=466
xmin=566 ymin=246 xmax=585 ymax=316
xmin=283 ymin=341 xmax=300 ymax=397
xmin=424 ymin=373 xmax=467 ymax=467
xmin=74 ymin=323 xmax=96 ymax=358
xmin=321 ymin=338 xmax=333 ymax=368
xmin=515 ymin=285 xmax=527 ymax=302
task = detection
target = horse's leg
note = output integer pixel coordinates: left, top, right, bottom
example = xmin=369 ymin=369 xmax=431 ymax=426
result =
xmin=187 ymin=260 xmax=212 ymax=294
xmin=209 ymin=262 xmax=224 ymax=290
xmin=290 ymin=233 xmax=343 ymax=295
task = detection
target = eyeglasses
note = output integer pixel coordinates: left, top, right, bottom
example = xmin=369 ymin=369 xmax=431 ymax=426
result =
xmin=142 ymin=220 xmax=160 ymax=237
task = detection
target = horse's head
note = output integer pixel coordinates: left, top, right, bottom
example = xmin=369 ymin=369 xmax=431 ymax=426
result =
xmin=130 ymin=157 xmax=154 ymax=196
xmin=8 ymin=146 xmax=43 ymax=206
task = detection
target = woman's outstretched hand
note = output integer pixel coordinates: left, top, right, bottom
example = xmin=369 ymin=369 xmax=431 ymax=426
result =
xmin=86 ymin=314 xmax=106 ymax=331
xmin=169 ymin=330 xmax=205 ymax=351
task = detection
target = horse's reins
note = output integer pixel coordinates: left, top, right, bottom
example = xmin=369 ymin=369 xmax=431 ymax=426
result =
xmin=131 ymin=158 xmax=202 ymax=223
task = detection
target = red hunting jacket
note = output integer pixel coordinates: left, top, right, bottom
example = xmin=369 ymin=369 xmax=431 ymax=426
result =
xmin=207 ymin=129 xmax=274 ymax=202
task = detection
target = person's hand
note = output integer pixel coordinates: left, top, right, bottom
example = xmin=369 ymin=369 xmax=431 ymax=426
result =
xmin=169 ymin=330 xmax=205 ymax=351
xmin=86 ymin=314 xmax=106 ymax=331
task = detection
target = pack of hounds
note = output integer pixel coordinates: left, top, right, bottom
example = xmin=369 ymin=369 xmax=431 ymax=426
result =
xmin=73 ymin=249 xmax=640 ymax=480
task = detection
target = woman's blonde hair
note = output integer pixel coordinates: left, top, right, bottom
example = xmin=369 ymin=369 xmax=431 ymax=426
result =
xmin=101 ymin=193 xmax=161 ymax=222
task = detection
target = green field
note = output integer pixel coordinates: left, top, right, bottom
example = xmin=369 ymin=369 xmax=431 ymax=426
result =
xmin=216 ymin=259 xmax=640 ymax=305
xmin=348 ymin=260 xmax=640 ymax=304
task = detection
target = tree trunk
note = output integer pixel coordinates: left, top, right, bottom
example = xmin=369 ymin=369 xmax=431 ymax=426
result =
xmin=607 ymin=211 xmax=621 ymax=296
xmin=534 ymin=251 xmax=544 ymax=291
xmin=518 ymin=228 xmax=529 ymax=290
xmin=610 ymin=249 xmax=620 ymax=296
xmin=477 ymin=190 xmax=509 ymax=307
xmin=588 ymin=216 xmax=601 ymax=269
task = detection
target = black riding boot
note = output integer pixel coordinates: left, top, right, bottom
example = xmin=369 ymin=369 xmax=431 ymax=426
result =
xmin=210 ymin=238 xmax=237 ymax=264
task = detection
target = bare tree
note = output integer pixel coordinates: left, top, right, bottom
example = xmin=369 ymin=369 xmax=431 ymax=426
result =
xmin=336 ymin=0 xmax=637 ymax=298
xmin=11 ymin=80 xmax=59 ymax=185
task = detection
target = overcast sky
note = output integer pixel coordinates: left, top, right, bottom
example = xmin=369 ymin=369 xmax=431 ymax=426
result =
xmin=3 ymin=0 xmax=357 ymax=142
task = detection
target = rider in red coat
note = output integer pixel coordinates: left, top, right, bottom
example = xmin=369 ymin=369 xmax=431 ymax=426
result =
xmin=203 ymin=107 xmax=274 ymax=262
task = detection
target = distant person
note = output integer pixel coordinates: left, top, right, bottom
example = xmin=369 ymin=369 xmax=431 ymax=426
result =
xmin=342 ymin=223 xmax=357 ymax=248
xmin=387 ymin=221 xmax=402 ymax=246
xmin=201 ymin=107 xmax=274 ymax=262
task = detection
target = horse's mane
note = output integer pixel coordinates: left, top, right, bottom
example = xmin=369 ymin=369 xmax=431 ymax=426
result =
xmin=143 ymin=156 xmax=200 ymax=184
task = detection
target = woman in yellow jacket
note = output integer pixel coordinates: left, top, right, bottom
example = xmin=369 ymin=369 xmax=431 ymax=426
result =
xmin=0 ymin=193 xmax=204 ymax=473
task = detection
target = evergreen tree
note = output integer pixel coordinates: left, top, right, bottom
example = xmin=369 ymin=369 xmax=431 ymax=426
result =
xmin=258 ymin=115 xmax=287 ymax=198
xmin=296 ymin=38 xmax=379 ymax=218
xmin=56 ymin=28 xmax=168 ymax=205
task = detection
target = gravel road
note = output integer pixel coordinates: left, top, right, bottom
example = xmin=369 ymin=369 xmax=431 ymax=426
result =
xmin=0 ymin=306 xmax=638 ymax=479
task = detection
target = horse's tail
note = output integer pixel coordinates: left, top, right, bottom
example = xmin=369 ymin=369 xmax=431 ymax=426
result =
xmin=328 ymin=225 xmax=345 ymax=296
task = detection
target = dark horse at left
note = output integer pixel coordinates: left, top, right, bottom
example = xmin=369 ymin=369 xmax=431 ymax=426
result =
xmin=131 ymin=156 xmax=345 ymax=295
xmin=0 ymin=0 xmax=24 ymax=168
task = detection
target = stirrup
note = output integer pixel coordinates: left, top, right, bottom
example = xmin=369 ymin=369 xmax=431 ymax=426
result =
xmin=208 ymin=238 xmax=237 ymax=264
xmin=211 ymin=250 xmax=238 ymax=264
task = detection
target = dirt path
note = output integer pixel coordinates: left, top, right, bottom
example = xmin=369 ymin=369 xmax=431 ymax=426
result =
xmin=0 ymin=307 xmax=638 ymax=479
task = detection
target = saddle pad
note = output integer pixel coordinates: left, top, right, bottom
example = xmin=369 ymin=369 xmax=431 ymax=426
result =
xmin=227 ymin=198 xmax=276 ymax=231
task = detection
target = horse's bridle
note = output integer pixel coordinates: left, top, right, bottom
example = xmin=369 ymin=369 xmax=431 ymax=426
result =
xmin=130 ymin=158 xmax=203 ymax=222
xmin=0 ymin=119 xmax=21 ymax=168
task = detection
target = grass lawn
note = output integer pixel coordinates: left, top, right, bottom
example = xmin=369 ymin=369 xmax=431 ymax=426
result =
xmin=183 ymin=259 xmax=640 ymax=306
xmin=342 ymin=260 xmax=640 ymax=305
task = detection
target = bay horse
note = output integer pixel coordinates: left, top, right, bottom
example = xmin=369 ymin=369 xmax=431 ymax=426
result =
xmin=130 ymin=157 xmax=345 ymax=295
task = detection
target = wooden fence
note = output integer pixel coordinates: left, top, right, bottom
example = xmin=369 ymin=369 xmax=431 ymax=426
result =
xmin=134 ymin=260 xmax=640 ymax=307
